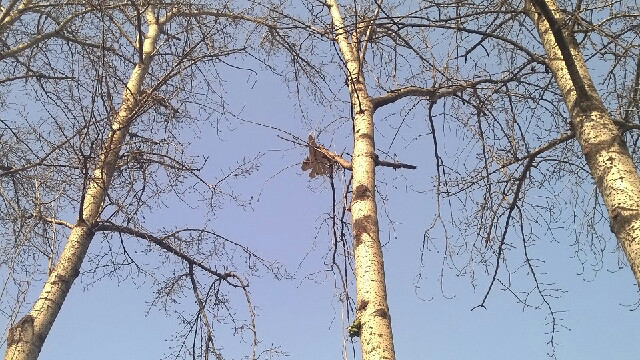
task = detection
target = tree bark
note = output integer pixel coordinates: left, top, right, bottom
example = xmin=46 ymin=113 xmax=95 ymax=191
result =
xmin=326 ymin=1 xmax=396 ymax=359
xmin=525 ymin=0 xmax=640 ymax=287
xmin=3 ymin=8 xmax=161 ymax=360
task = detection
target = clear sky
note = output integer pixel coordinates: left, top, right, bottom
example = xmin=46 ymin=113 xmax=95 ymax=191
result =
xmin=15 ymin=66 xmax=639 ymax=360
xmin=2 ymin=3 xmax=640 ymax=359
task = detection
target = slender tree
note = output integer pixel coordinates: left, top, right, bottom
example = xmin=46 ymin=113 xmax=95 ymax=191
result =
xmin=1 ymin=2 xmax=284 ymax=359
xmin=279 ymin=0 xmax=639 ymax=356
xmin=389 ymin=0 xmax=640 ymax=288
xmin=376 ymin=2 xmax=640 ymax=352
xmin=3 ymin=0 xmax=639 ymax=358
xmin=524 ymin=0 xmax=640 ymax=286
xmin=325 ymin=1 xmax=396 ymax=358
xmin=290 ymin=1 xmax=513 ymax=358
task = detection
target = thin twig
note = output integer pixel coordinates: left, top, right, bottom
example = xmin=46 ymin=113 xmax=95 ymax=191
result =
xmin=473 ymin=156 xmax=535 ymax=310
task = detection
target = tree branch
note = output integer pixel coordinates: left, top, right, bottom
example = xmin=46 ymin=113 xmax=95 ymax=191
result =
xmin=0 ymin=73 xmax=74 ymax=84
xmin=93 ymin=221 xmax=245 ymax=286
xmin=500 ymin=131 xmax=574 ymax=168
xmin=188 ymin=263 xmax=221 ymax=360
xmin=473 ymin=156 xmax=535 ymax=310
xmin=371 ymin=78 xmax=516 ymax=111
xmin=37 ymin=215 xmax=74 ymax=229
xmin=302 ymin=136 xmax=417 ymax=175
xmin=375 ymin=156 xmax=417 ymax=170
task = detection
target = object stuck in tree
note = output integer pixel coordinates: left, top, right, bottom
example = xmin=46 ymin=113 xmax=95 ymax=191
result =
xmin=301 ymin=134 xmax=334 ymax=178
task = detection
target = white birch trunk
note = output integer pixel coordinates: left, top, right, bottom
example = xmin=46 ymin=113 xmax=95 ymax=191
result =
xmin=3 ymin=8 xmax=161 ymax=360
xmin=326 ymin=1 xmax=396 ymax=359
xmin=525 ymin=0 xmax=640 ymax=287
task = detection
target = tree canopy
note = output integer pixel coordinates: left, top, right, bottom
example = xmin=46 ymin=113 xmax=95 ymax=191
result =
xmin=1 ymin=0 xmax=639 ymax=359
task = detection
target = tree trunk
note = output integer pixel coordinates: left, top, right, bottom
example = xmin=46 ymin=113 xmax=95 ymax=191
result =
xmin=326 ymin=1 xmax=396 ymax=359
xmin=3 ymin=8 xmax=161 ymax=360
xmin=525 ymin=0 xmax=640 ymax=287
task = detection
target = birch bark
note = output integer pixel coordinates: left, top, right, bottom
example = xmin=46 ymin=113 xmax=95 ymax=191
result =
xmin=326 ymin=1 xmax=396 ymax=359
xmin=525 ymin=0 xmax=640 ymax=287
xmin=3 ymin=8 xmax=161 ymax=360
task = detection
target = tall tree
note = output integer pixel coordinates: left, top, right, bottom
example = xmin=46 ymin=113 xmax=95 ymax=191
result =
xmin=1 ymin=2 xmax=283 ymax=359
xmin=2 ymin=0 xmax=638 ymax=358
xmin=289 ymin=1 xmax=512 ymax=358
xmin=392 ymin=0 xmax=640 ymax=286
xmin=325 ymin=1 xmax=396 ymax=358
xmin=375 ymin=2 xmax=640 ymax=352
xmin=524 ymin=0 xmax=640 ymax=286
xmin=277 ymin=0 xmax=639 ymax=356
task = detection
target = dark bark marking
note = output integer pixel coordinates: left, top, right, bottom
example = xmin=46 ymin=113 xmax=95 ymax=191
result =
xmin=373 ymin=307 xmax=389 ymax=319
xmin=51 ymin=270 xmax=78 ymax=286
xmin=353 ymin=185 xmax=372 ymax=202
xmin=610 ymin=211 xmax=636 ymax=235
xmin=357 ymin=299 xmax=369 ymax=311
xmin=7 ymin=314 xmax=34 ymax=347
xmin=353 ymin=214 xmax=375 ymax=248
xmin=356 ymin=132 xmax=374 ymax=142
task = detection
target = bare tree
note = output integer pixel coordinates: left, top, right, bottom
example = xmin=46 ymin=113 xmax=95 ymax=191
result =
xmin=384 ymin=0 xmax=640 ymax=290
xmin=368 ymin=0 xmax=640 ymax=354
xmin=257 ymin=0 xmax=640 ymax=358
xmin=3 ymin=0 xmax=638 ymax=359
xmin=524 ymin=0 xmax=640 ymax=285
xmin=266 ymin=1 xmax=518 ymax=359
xmin=1 ymin=2 xmax=287 ymax=360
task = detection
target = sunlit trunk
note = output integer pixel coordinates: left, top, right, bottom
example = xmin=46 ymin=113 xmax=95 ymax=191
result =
xmin=326 ymin=1 xmax=396 ymax=359
xmin=3 ymin=8 xmax=161 ymax=360
xmin=525 ymin=0 xmax=640 ymax=287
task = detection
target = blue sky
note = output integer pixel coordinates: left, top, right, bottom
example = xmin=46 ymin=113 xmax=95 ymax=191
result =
xmin=22 ymin=67 xmax=640 ymax=360
xmin=1 ymin=3 xmax=640 ymax=358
